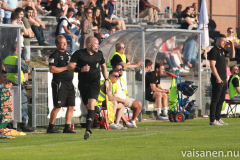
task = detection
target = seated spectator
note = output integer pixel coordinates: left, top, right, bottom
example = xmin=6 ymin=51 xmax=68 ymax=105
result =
xmin=229 ymin=70 xmax=240 ymax=101
xmin=0 ymin=70 xmax=7 ymax=86
xmin=98 ymin=33 xmax=105 ymax=44
xmin=86 ymin=0 xmax=97 ymax=8
xmin=92 ymin=7 xmax=102 ymax=38
xmin=104 ymin=25 xmax=115 ymax=38
xmin=50 ymin=0 xmax=68 ymax=19
xmin=145 ymin=63 xmax=169 ymax=120
xmin=183 ymin=34 xmax=199 ymax=69
xmin=97 ymin=0 xmax=115 ymax=30
xmin=138 ymin=0 xmax=160 ymax=25
xmin=56 ymin=8 xmax=80 ymax=54
xmin=112 ymin=63 xmax=142 ymax=128
xmin=105 ymin=0 xmax=126 ymax=30
xmin=25 ymin=6 xmax=51 ymax=46
xmin=228 ymin=65 xmax=239 ymax=87
xmin=191 ymin=2 xmax=199 ymax=23
xmin=181 ymin=6 xmax=198 ymax=30
xmin=108 ymin=42 xmax=143 ymax=69
xmin=173 ymin=4 xmax=182 ymax=24
xmin=21 ymin=0 xmax=50 ymax=15
xmin=80 ymin=8 xmax=97 ymax=49
xmin=75 ymin=1 xmax=84 ymax=16
xmin=135 ymin=59 xmax=153 ymax=81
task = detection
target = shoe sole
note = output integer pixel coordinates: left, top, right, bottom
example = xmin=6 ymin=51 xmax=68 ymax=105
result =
xmin=84 ymin=132 xmax=90 ymax=140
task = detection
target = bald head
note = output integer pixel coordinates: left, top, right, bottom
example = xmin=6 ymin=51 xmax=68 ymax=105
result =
xmin=115 ymin=42 xmax=125 ymax=53
xmin=86 ymin=36 xmax=99 ymax=53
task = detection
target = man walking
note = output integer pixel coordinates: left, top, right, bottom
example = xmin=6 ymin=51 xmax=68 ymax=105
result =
xmin=47 ymin=35 xmax=76 ymax=133
xmin=68 ymin=36 xmax=108 ymax=140
xmin=209 ymin=34 xmax=235 ymax=125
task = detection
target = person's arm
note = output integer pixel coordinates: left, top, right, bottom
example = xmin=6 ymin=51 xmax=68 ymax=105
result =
xmin=27 ymin=28 xmax=35 ymax=38
xmin=34 ymin=17 xmax=46 ymax=29
xmin=18 ymin=20 xmax=28 ymax=36
xmin=20 ymin=59 xmax=31 ymax=73
xmin=29 ymin=18 xmax=41 ymax=27
xmin=119 ymin=61 xmax=143 ymax=69
xmin=185 ymin=17 xmax=198 ymax=28
xmin=101 ymin=63 xmax=108 ymax=80
xmin=227 ymin=41 xmax=235 ymax=59
xmin=49 ymin=65 xmax=68 ymax=73
xmin=235 ymin=86 xmax=240 ymax=94
xmin=1 ymin=2 xmax=15 ymax=12
xmin=57 ymin=2 xmax=61 ymax=9
xmin=210 ymin=60 xmax=222 ymax=83
xmin=67 ymin=62 xmax=77 ymax=72
xmin=156 ymin=84 xmax=170 ymax=94
xmin=151 ymin=83 xmax=167 ymax=93
xmin=145 ymin=2 xmax=161 ymax=12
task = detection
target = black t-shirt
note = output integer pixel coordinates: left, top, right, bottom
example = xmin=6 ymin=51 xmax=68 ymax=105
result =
xmin=232 ymin=77 xmax=239 ymax=87
xmin=70 ymin=49 xmax=105 ymax=85
xmin=110 ymin=54 xmax=129 ymax=67
xmin=208 ymin=46 xmax=228 ymax=81
xmin=145 ymin=71 xmax=160 ymax=92
xmin=49 ymin=50 xmax=73 ymax=82
xmin=181 ymin=14 xmax=191 ymax=29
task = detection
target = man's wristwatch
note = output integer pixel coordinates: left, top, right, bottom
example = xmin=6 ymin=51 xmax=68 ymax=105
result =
xmin=105 ymin=78 xmax=109 ymax=81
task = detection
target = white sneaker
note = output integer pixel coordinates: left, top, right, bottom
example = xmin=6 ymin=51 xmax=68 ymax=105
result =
xmin=218 ymin=119 xmax=228 ymax=125
xmin=129 ymin=120 xmax=137 ymax=128
xmin=116 ymin=123 xmax=127 ymax=129
xmin=179 ymin=68 xmax=189 ymax=73
xmin=109 ymin=123 xmax=121 ymax=129
xmin=126 ymin=122 xmax=135 ymax=128
xmin=209 ymin=120 xmax=223 ymax=126
xmin=173 ymin=67 xmax=178 ymax=71
xmin=43 ymin=10 xmax=52 ymax=16
xmin=184 ymin=66 xmax=190 ymax=70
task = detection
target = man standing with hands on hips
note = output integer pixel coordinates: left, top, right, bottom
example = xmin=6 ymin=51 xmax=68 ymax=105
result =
xmin=208 ymin=34 xmax=235 ymax=126
xmin=68 ymin=36 xmax=108 ymax=140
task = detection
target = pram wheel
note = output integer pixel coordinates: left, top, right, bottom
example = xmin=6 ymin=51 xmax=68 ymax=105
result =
xmin=174 ymin=112 xmax=185 ymax=122
xmin=169 ymin=112 xmax=175 ymax=122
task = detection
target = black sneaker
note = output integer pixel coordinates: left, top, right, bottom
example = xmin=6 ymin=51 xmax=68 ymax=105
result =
xmin=39 ymin=41 xmax=51 ymax=46
xmin=46 ymin=127 xmax=61 ymax=133
xmin=20 ymin=125 xmax=35 ymax=132
xmin=63 ymin=128 xmax=76 ymax=133
xmin=84 ymin=131 xmax=91 ymax=140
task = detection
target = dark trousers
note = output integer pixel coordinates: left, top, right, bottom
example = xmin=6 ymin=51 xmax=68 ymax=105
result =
xmin=210 ymin=77 xmax=227 ymax=122
xmin=31 ymin=25 xmax=45 ymax=43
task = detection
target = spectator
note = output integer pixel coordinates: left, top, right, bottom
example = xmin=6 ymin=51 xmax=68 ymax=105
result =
xmin=183 ymin=34 xmax=199 ymax=69
xmin=21 ymin=0 xmax=50 ymax=15
xmin=228 ymin=65 xmax=239 ymax=87
xmin=97 ymin=0 xmax=115 ymax=30
xmin=57 ymin=8 xmax=80 ymax=54
xmin=25 ymin=6 xmax=51 ymax=46
xmin=0 ymin=70 xmax=7 ymax=85
xmin=75 ymin=1 xmax=84 ymax=16
xmin=209 ymin=34 xmax=235 ymax=125
xmin=135 ymin=59 xmax=153 ymax=81
xmin=86 ymin=0 xmax=97 ymax=8
xmin=113 ymin=63 xmax=142 ymax=128
xmin=108 ymin=42 xmax=143 ymax=69
xmin=138 ymin=0 xmax=160 ymax=25
xmin=68 ymin=36 xmax=108 ymax=140
xmin=115 ymin=25 xmax=122 ymax=32
xmin=80 ymin=8 xmax=97 ymax=49
xmin=4 ymin=43 xmax=35 ymax=132
xmin=98 ymin=33 xmax=105 ymax=44
xmin=191 ymin=2 xmax=199 ymax=23
xmin=50 ymin=0 xmax=68 ymax=19
xmin=145 ymin=63 xmax=169 ymax=120
xmin=104 ymin=25 xmax=115 ymax=38
xmin=92 ymin=7 xmax=102 ymax=38
xmin=229 ymin=68 xmax=240 ymax=101
xmin=173 ymin=4 xmax=182 ymax=24
xmin=105 ymin=0 xmax=126 ymax=30
xmin=181 ymin=6 xmax=198 ymax=30
xmin=47 ymin=35 xmax=76 ymax=133
xmin=1 ymin=0 xmax=18 ymax=24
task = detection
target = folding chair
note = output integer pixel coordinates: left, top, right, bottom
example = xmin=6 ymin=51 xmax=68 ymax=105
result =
xmin=225 ymin=99 xmax=240 ymax=117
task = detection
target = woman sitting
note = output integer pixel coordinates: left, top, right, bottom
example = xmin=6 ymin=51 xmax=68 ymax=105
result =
xmin=181 ymin=6 xmax=198 ymax=30
xmin=92 ymin=7 xmax=102 ymax=38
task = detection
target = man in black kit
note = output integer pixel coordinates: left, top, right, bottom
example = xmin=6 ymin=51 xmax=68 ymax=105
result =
xmin=209 ymin=34 xmax=235 ymax=126
xmin=68 ymin=36 xmax=108 ymax=140
xmin=47 ymin=35 xmax=76 ymax=133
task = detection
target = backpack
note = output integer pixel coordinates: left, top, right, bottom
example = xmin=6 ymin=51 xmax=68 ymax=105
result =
xmin=55 ymin=18 xmax=72 ymax=36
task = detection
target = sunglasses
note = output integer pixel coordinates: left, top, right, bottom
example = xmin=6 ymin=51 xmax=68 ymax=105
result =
xmin=88 ymin=11 xmax=93 ymax=13
xmin=111 ymin=75 xmax=119 ymax=78
xmin=120 ymin=46 xmax=125 ymax=49
xmin=100 ymin=37 xmax=105 ymax=39
xmin=118 ymin=68 xmax=125 ymax=71
xmin=234 ymin=68 xmax=239 ymax=71
xmin=229 ymin=31 xmax=233 ymax=33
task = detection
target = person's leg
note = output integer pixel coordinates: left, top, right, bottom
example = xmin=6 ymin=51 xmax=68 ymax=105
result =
xmin=85 ymin=98 xmax=97 ymax=132
xmin=164 ymin=53 xmax=174 ymax=69
xmin=153 ymin=8 xmax=158 ymax=22
xmin=210 ymin=77 xmax=224 ymax=122
xmin=115 ymin=103 xmax=125 ymax=124
xmin=111 ymin=19 xmax=126 ymax=30
xmin=172 ymin=50 xmax=183 ymax=64
xmin=49 ymin=107 xmax=61 ymax=124
xmin=139 ymin=8 xmax=149 ymax=18
xmin=130 ymin=100 xmax=142 ymax=121
xmin=60 ymin=33 xmax=74 ymax=53
xmin=148 ymin=7 xmax=154 ymax=22
xmin=3 ymin=18 xmax=11 ymax=24
xmin=161 ymin=93 xmax=168 ymax=115
xmin=153 ymin=92 xmax=162 ymax=116
xmin=215 ymin=81 xmax=227 ymax=121
xmin=61 ymin=4 xmax=68 ymax=17
xmin=31 ymin=26 xmax=42 ymax=43
xmin=21 ymin=88 xmax=29 ymax=125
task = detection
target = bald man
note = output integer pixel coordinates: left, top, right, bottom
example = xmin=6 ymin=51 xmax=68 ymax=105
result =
xmin=108 ymin=42 xmax=143 ymax=69
xmin=68 ymin=36 xmax=108 ymax=140
xmin=98 ymin=33 xmax=105 ymax=44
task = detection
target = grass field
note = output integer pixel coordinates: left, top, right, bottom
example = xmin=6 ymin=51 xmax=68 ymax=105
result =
xmin=1 ymin=118 xmax=240 ymax=160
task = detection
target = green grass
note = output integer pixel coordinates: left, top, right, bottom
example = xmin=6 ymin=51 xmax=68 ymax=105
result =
xmin=1 ymin=118 xmax=240 ymax=159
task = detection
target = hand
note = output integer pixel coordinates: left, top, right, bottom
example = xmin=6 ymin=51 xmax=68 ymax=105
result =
xmin=123 ymin=100 xmax=129 ymax=107
xmin=137 ymin=61 xmax=144 ymax=67
xmin=187 ymin=62 xmax=192 ymax=68
xmin=81 ymin=64 xmax=90 ymax=72
xmin=156 ymin=8 xmax=161 ymax=12
xmin=165 ymin=89 xmax=170 ymax=94
xmin=18 ymin=20 xmax=23 ymax=25
xmin=177 ymin=45 xmax=183 ymax=50
xmin=216 ymin=79 xmax=223 ymax=83
xmin=226 ymin=40 xmax=234 ymax=47
xmin=73 ymin=35 xmax=78 ymax=40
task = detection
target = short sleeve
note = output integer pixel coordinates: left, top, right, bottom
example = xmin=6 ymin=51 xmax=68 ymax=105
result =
xmin=62 ymin=19 xmax=68 ymax=26
xmin=156 ymin=76 xmax=160 ymax=84
xmin=99 ymin=51 xmax=105 ymax=64
xmin=232 ymin=77 xmax=239 ymax=87
xmin=146 ymin=72 xmax=155 ymax=84
xmin=22 ymin=18 xmax=31 ymax=29
xmin=208 ymin=48 xmax=217 ymax=61
xmin=110 ymin=54 xmax=123 ymax=65
xmin=49 ymin=51 xmax=59 ymax=66
xmin=70 ymin=51 xmax=79 ymax=63
xmin=223 ymin=48 xmax=229 ymax=57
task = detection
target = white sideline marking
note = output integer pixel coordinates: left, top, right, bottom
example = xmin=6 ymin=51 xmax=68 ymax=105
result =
xmin=2 ymin=133 xmax=157 ymax=150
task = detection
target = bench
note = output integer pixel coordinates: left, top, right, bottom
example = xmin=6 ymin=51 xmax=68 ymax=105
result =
xmin=225 ymin=99 xmax=240 ymax=117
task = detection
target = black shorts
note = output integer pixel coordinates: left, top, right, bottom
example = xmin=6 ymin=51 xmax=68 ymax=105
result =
xmin=52 ymin=80 xmax=75 ymax=107
xmin=145 ymin=89 xmax=155 ymax=102
xmin=79 ymin=81 xmax=100 ymax=105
